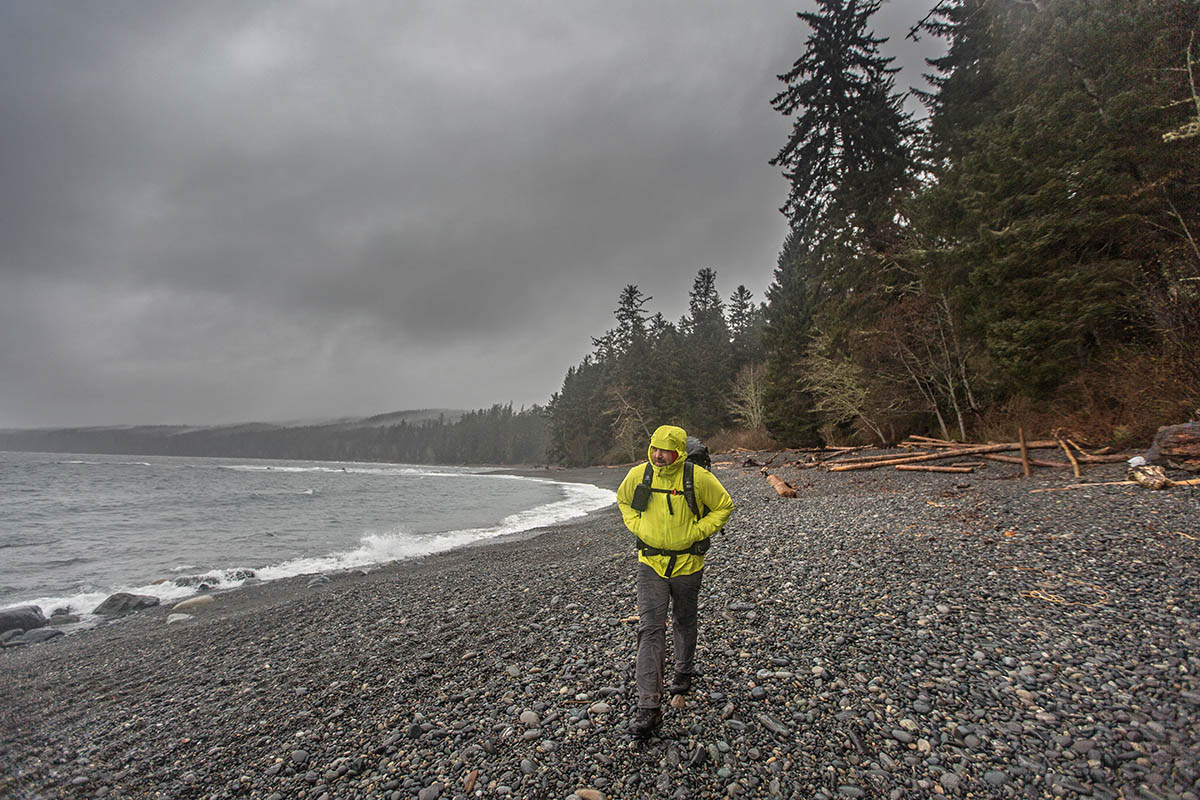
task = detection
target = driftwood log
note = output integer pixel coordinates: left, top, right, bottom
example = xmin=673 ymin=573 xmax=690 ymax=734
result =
xmin=895 ymin=464 xmax=975 ymax=473
xmin=981 ymin=453 xmax=1071 ymax=468
xmin=1030 ymin=476 xmax=1200 ymax=493
xmin=1148 ymin=422 xmax=1200 ymax=471
xmin=765 ymin=474 xmax=798 ymax=497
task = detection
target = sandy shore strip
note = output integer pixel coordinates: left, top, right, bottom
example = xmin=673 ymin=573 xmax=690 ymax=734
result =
xmin=2 ymin=457 xmax=1198 ymax=799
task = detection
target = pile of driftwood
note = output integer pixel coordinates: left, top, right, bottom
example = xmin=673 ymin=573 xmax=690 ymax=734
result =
xmin=767 ymin=431 xmax=1128 ymax=477
xmin=739 ymin=423 xmax=1200 ymax=496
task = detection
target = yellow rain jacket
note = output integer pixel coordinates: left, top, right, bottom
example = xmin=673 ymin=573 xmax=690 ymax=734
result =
xmin=617 ymin=425 xmax=734 ymax=579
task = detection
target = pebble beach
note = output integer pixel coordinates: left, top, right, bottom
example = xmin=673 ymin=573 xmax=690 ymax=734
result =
xmin=2 ymin=456 xmax=1198 ymax=800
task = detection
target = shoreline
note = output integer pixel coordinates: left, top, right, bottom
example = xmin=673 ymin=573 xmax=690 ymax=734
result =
xmin=3 ymin=457 xmax=1198 ymax=799
xmin=0 ymin=461 xmax=624 ymax=628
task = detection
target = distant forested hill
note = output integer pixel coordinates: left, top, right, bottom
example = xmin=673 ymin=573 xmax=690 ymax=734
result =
xmin=0 ymin=405 xmax=550 ymax=465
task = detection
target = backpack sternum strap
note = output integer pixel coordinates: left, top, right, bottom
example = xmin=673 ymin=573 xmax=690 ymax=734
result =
xmin=641 ymin=460 xmax=702 ymax=520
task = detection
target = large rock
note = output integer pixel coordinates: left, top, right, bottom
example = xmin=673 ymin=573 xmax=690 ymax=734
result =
xmin=1147 ymin=422 xmax=1200 ymax=471
xmin=0 ymin=605 xmax=47 ymax=634
xmin=175 ymin=569 xmax=255 ymax=588
xmin=19 ymin=628 xmax=65 ymax=645
xmin=93 ymin=592 xmax=160 ymax=616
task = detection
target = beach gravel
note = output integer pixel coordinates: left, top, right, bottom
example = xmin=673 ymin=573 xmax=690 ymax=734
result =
xmin=1 ymin=458 xmax=1198 ymax=799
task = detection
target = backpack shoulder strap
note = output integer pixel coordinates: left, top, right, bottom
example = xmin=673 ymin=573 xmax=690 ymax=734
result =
xmin=642 ymin=461 xmax=654 ymax=487
xmin=682 ymin=461 xmax=703 ymax=520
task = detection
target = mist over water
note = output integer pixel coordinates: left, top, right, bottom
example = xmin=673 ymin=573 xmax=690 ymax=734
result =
xmin=0 ymin=451 xmax=614 ymax=620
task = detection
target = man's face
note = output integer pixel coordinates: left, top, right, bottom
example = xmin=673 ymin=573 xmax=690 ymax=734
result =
xmin=650 ymin=447 xmax=677 ymax=467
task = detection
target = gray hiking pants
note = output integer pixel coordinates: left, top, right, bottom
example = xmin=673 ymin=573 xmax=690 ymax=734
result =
xmin=635 ymin=562 xmax=703 ymax=709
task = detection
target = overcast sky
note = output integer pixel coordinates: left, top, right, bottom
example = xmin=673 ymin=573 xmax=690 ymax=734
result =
xmin=0 ymin=1 xmax=943 ymax=428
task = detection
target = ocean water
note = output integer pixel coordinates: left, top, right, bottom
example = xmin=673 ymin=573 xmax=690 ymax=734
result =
xmin=0 ymin=451 xmax=614 ymax=622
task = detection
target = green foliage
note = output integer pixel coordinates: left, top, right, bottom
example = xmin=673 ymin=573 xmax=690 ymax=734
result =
xmin=800 ymin=330 xmax=885 ymax=444
xmin=547 ymin=270 xmax=760 ymax=464
xmin=771 ymin=0 xmax=916 ymax=238
xmin=760 ymin=0 xmax=1200 ymax=445
xmin=763 ymin=230 xmax=821 ymax=445
xmin=728 ymin=285 xmax=767 ymax=372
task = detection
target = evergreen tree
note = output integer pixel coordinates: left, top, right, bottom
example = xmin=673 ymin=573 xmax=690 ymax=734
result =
xmin=644 ymin=313 xmax=689 ymax=426
xmin=907 ymin=0 xmax=1200 ymax=395
xmin=727 ymin=285 xmax=767 ymax=371
xmin=770 ymin=0 xmax=916 ymax=240
xmin=681 ymin=268 xmax=734 ymax=435
xmin=613 ymin=284 xmax=652 ymax=358
xmin=763 ymin=230 xmax=821 ymax=445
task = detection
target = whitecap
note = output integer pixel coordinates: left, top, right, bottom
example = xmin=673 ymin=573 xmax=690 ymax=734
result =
xmin=2 ymin=475 xmax=615 ymax=624
xmin=254 ymin=479 xmax=614 ymax=580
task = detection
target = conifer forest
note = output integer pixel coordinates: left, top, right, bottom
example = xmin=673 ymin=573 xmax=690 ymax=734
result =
xmin=547 ymin=0 xmax=1200 ymax=465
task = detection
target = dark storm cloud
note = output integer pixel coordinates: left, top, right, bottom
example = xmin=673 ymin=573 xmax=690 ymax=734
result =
xmin=0 ymin=1 xmax=941 ymax=427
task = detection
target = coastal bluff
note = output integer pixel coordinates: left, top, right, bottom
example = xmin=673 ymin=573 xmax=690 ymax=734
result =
xmin=1 ymin=458 xmax=1197 ymax=799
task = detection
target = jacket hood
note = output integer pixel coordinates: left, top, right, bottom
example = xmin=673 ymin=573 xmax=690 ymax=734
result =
xmin=647 ymin=424 xmax=688 ymax=468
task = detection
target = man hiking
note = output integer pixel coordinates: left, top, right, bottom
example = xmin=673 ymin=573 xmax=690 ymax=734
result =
xmin=616 ymin=424 xmax=734 ymax=737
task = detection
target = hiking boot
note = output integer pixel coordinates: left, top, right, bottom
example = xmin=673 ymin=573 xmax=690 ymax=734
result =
xmin=629 ymin=706 xmax=662 ymax=737
xmin=669 ymin=671 xmax=698 ymax=696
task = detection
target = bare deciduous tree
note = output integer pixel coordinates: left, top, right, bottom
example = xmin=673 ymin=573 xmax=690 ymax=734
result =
xmin=801 ymin=331 xmax=889 ymax=445
xmin=728 ymin=363 xmax=767 ymax=430
xmin=606 ymin=384 xmax=651 ymax=462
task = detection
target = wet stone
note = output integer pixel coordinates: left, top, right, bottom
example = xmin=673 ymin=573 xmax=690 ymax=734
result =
xmin=983 ymin=770 xmax=1009 ymax=786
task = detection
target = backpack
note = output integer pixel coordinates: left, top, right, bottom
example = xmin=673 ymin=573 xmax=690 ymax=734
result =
xmin=685 ymin=435 xmax=711 ymax=470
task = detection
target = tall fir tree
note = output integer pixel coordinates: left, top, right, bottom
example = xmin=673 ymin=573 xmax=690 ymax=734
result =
xmin=770 ymin=0 xmax=916 ymax=242
xmin=727 ymin=285 xmax=767 ymax=372
xmin=681 ymin=268 xmax=734 ymax=436
xmin=763 ymin=230 xmax=821 ymax=444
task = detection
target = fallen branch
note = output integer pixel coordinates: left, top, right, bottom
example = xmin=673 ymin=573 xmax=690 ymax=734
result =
xmin=1075 ymin=452 xmax=1137 ymax=464
xmin=1030 ymin=480 xmax=1135 ymax=492
xmin=818 ymin=446 xmax=887 ymax=465
xmin=903 ymin=435 xmax=963 ymax=448
xmin=981 ymin=454 xmax=1072 ymax=468
xmin=1056 ymin=436 xmax=1082 ymax=478
xmin=1030 ymin=477 xmax=1200 ymax=493
xmin=829 ymin=448 xmax=936 ymax=466
xmin=895 ymin=464 xmax=975 ymax=473
xmin=1066 ymin=438 xmax=1109 ymax=457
